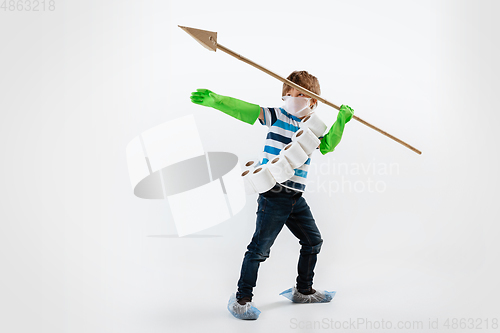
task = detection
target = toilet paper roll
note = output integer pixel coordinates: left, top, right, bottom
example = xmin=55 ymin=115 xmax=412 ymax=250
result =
xmin=300 ymin=112 xmax=327 ymax=137
xmin=267 ymin=156 xmax=295 ymax=183
xmin=280 ymin=142 xmax=309 ymax=169
xmin=243 ymin=159 xmax=259 ymax=170
xmin=251 ymin=165 xmax=276 ymax=193
xmin=241 ymin=169 xmax=257 ymax=195
xmin=292 ymin=127 xmax=321 ymax=155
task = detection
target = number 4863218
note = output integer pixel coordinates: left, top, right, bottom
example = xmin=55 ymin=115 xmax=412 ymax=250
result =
xmin=1 ymin=1 xmax=56 ymax=11
xmin=443 ymin=318 xmax=498 ymax=330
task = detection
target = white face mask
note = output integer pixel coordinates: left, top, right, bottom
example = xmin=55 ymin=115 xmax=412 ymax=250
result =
xmin=282 ymin=96 xmax=315 ymax=118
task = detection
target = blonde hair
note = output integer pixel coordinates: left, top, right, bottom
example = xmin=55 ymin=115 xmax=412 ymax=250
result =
xmin=282 ymin=70 xmax=321 ymax=101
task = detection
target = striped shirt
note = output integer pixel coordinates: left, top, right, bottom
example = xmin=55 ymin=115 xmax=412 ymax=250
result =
xmin=257 ymin=107 xmax=323 ymax=193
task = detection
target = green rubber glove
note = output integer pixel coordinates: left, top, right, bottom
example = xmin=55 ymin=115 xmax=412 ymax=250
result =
xmin=319 ymin=104 xmax=354 ymax=155
xmin=190 ymin=88 xmax=260 ymax=125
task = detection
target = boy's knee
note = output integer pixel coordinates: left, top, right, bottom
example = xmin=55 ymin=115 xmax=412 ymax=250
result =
xmin=312 ymin=239 xmax=323 ymax=254
xmin=301 ymin=238 xmax=323 ymax=255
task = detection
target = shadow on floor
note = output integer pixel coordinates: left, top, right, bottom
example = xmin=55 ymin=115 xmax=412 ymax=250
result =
xmin=257 ymin=300 xmax=293 ymax=312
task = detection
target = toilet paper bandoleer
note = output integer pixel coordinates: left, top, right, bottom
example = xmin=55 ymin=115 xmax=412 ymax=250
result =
xmin=189 ymin=70 xmax=354 ymax=320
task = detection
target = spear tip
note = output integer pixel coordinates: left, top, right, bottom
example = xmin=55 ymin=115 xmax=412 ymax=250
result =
xmin=178 ymin=25 xmax=218 ymax=52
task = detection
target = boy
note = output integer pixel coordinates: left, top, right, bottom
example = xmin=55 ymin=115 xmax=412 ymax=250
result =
xmin=190 ymin=70 xmax=354 ymax=320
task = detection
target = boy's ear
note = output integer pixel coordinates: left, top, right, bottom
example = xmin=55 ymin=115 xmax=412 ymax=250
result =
xmin=311 ymin=99 xmax=318 ymax=109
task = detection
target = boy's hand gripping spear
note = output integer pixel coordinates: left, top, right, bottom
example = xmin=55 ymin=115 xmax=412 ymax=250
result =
xmin=179 ymin=25 xmax=422 ymax=155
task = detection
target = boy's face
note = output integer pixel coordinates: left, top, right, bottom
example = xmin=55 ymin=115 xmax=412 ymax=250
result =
xmin=283 ymin=88 xmax=317 ymax=119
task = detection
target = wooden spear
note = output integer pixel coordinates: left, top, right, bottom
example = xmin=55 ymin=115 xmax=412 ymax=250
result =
xmin=179 ymin=25 xmax=422 ymax=155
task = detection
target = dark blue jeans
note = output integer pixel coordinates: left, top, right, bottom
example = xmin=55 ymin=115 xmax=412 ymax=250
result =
xmin=236 ymin=183 xmax=323 ymax=299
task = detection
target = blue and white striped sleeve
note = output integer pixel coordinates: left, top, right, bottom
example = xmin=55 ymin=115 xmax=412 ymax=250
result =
xmin=258 ymin=107 xmax=279 ymax=128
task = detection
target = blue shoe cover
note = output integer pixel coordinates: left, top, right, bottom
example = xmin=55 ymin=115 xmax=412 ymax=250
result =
xmin=279 ymin=286 xmax=336 ymax=303
xmin=227 ymin=293 xmax=261 ymax=320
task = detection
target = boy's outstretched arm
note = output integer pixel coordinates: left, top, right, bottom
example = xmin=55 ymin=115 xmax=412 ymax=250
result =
xmin=318 ymin=105 xmax=354 ymax=154
xmin=190 ymin=88 xmax=260 ymax=125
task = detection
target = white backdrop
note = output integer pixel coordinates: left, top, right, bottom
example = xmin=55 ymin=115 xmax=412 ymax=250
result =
xmin=1 ymin=0 xmax=499 ymax=332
